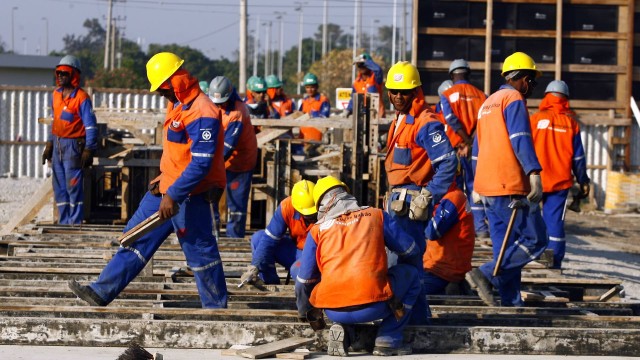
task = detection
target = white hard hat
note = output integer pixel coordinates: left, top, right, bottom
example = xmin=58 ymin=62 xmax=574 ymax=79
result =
xmin=209 ymin=76 xmax=233 ymax=104
xmin=438 ymin=80 xmax=454 ymax=96
xmin=58 ymin=55 xmax=82 ymax=72
xmin=544 ymin=80 xmax=569 ymax=97
xmin=449 ymin=59 xmax=469 ymax=74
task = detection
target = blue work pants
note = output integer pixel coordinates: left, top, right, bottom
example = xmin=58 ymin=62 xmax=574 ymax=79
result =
xmin=90 ymin=192 xmax=228 ymax=308
xmin=226 ymin=170 xmax=253 ymax=238
xmin=422 ymin=271 xmax=450 ymax=295
xmin=542 ymin=189 xmax=569 ymax=269
xmin=250 ymin=230 xmax=300 ymax=284
xmin=479 ymin=195 xmax=548 ymax=306
xmin=325 ymin=264 xmax=421 ymax=349
xmin=51 ymin=136 xmax=84 ymax=225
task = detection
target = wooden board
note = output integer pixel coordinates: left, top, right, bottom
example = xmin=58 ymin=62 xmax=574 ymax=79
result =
xmin=0 ymin=178 xmax=52 ymax=236
xmin=239 ymin=337 xmax=314 ymax=359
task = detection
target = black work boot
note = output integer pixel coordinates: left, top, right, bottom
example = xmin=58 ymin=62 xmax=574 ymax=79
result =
xmin=465 ymin=268 xmax=497 ymax=306
xmin=327 ymin=323 xmax=350 ymax=356
xmin=68 ymin=280 xmax=108 ymax=306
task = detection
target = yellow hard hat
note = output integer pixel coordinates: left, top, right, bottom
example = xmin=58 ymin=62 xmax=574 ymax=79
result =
xmin=291 ymin=180 xmax=317 ymax=216
xmin=146 ymin=52 xmax=185 ymax=92
xmin=385 ymin=61 xmax=422 ymax=90
xmin=313 ymin=176 xmax=347 ymax=209
xmin=501 ymin=52 xmax=542 ymax=78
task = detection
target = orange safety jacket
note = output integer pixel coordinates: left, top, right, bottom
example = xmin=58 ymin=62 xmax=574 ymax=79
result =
xmin=307 ymin=208 xmax=393 ymax=308
xmin=530 ymin=93 xmax=587 ymax=192
xmin=352 ymin=73 xmax=386 ymax=117
xmin=299 ymin=94 xmax=330 ymax=141
xmin=278 ymin=197 xmax=313 ymax=250
xmin=423 ymin=187 xmax=475 ymax=282
xmin=51 ymin=87 xmax=98 ymax=147
xmin=159 ymin=70 xmax=226 ymax=201
xmin=473 ymin=85 xmax=541 ymax=196
xmin=267 ymin=88 xmax=296 ymax=118
xmin=221 ymin=98 xmax=258 ymax=173
xmin=441 ymin=81 xmax=486 ymax=147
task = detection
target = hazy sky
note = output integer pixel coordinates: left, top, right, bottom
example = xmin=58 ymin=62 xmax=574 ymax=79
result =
xmin=3 ymin=0 xmax=412 ymax=60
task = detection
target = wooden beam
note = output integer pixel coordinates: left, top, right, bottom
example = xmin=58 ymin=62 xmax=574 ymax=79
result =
xmin=555 ymin=0 xmax=563 ymax=79
xmin=238 ymin=337 xmax=314 ymax=359
xmin=0 ymin=178 xmax=53 ymax=236
xmin=251 ymin=117 xmax=353 ymax=129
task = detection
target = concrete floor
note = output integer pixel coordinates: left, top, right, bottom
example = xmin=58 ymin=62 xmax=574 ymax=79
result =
xmin=0 ymin=346 xmax=636 ymax=360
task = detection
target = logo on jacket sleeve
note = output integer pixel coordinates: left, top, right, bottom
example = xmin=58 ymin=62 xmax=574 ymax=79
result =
xmin=433 ymin=133 xmax=442 ymax=143
xmin=202 ymin=130 xmax=212 ymax=141
xmin=171 ymin=120 xmax=181 ymax=129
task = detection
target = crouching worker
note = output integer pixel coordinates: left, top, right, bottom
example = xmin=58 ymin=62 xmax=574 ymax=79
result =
xmin=423 ymin=184 xmax=475 ymax=295
xmin=295 ymin=176 xmax=423 ymax=356
xmin=240 ymin=180 xmax=317 ymax=285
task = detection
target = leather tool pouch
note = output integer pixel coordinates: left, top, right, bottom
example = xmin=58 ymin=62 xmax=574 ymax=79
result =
xmin=409 ymin=188 xmax=430 ymax=221
xmin=390 ymin=188 xmax=408 ymax=216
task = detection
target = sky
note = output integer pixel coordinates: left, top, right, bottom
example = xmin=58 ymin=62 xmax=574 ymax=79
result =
xmin=3 ymin=0 xmax=412 ymax=60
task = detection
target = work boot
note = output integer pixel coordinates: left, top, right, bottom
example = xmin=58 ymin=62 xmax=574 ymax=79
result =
xmin=327 ymin=323 xmax=350 ymax=356
xmin=372 ymin=344 xmax=412 ymax=356
xmin=465 ymin=268 xmax=497 ymax=306
xmin=68 ymin=280 xmax=108 ymax=306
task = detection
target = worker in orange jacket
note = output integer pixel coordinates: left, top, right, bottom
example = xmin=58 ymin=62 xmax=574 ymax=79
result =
xmin=423 ymin=184 xmax=475 ymax=295
xmin=530 ymin=80 xmax=590 ymax=269
xmin=296 ymin=176 xmax=422 ymax=356
xmin=441 ymin=59 xmax=489 ymax=237
xmin=384 ymin=61 xmax=457 ymax=324
xmin=42 ymin=55 xmax=98 ymax=225
xmin=266 ymin=74 xmax=296 ymax=118
xmin=469 ymin=52 xmax=548 ymax=307
xmin=208 ymin=76 xmax=258 ymax=238
xmin=344 ymin=53 xmax=385 ymax=118
xmin=245 ymin=76 xmax=271 ymax=119
xmin=298 ymin=73 xmax=330 ymax=142
xmin=240 ymin=180 xmax=317 ymax=285
xmin=69 ymin=52 xmax=228 ymax=308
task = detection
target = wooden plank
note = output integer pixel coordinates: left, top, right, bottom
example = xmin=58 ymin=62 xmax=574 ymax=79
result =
xmin=0 ymin=178 xmax=52 ymax=236
xmin=256 ymin=128 xmax=290 ymax=148
xmin=276 ymin=352 xmax=309 ymax=359
xmin=238 ymin=337 xmax=314 ymax=359
xmin=598 ymin=285 xmax=624 ymax=302
xmin=251 ymin=117 xmax=352 ymax=129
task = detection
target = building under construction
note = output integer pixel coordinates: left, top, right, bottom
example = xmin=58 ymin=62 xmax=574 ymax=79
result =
xmin=0 ymin=0 xmax=640 ymax=356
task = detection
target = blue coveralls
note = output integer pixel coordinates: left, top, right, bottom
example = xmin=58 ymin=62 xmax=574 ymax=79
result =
xmin=296 ymin=212 xmax=422 ymax=349
xmin=472 ymin=84 xmax=548 ymax=307
xmin=385 ymin=115 xmax=457 ymax=324
xmin=50 ymin=88 xmax=97 ymax=225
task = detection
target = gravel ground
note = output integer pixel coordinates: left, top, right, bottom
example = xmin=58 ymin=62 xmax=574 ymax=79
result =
xmin=0 ymin=177 xmax=638 ymax=300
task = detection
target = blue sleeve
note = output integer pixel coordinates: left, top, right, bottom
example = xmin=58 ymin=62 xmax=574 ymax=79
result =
xmin=440 ymin=95 xmax=463 ymax=133
xmin=295 ymin=232 xmax=320 ymax=316
xmin=415 ymin=121 xmax=457 ymax=204
xmin=365 ymin=59 xmax=383 ymax=84
xmin=504 ymin=100 xmax=541 ymax=175
xmin=252 ymin=204 xmax=288 ymax=268
xmin=311 ymin=100 xmax=331 ymax=118
xmin=223 ymin=120 xmax=243 ymax=161
xmin=424 ymin=199 xmax=459 ymax=240
xmin=382 ymin=212 xmax=422 ymax=271
xmin=472 ymin=136 xmax=478 ymax=176
xmin=166 ymin=117 xmax=219 ymax=203
xmin=79 ymin=98 xmax=98 ymax=150
xmin=346 ymin=88 xmax=355 ymax=112
xmin=572 ymin=132 xmax=590 ymax=184
xmin=269 ymin=106 xmax=281 ymax=119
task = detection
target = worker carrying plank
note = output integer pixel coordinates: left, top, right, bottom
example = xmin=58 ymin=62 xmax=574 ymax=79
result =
xmin=208 ymin=76 xmax=258 ymax=239
xmin=240 ymin=180 xmax=317 ymax=286
xmin=68 ymin=52 xmax=228 ymax=308
xmin=530 ymin=80 xmax=590 ymax=269
xmin=441 ymin=59 xmax=489 ymax=238
xmin=295 ymin=176 xmax=423 ymax=356
xmin=384 ymin=61 xmax=457 ymax=324
xmin=42 ymin=55 xmax=98 ymax=226
xmin=468 ymin=51 xmax=548 ymax=307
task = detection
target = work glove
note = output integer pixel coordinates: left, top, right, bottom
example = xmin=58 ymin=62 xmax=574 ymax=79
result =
xmin=238 ymin=264 xmax=260 ymax=288
xmin=579 ymin=182 xmax=590 ymax=199
xmin=471 ymin=191 xmax=482 ymax=205
xmin=41 ymin=141 xmax=53 ymax=165
xmin=409 ymin=187 xmax=432 ymax=221
xmin=80 ymin=149 xmax=94 ymax=168
xmin=527 ymin=174 xmax=543 ymax=204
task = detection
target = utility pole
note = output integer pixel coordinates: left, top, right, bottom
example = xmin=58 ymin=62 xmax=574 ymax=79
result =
xmin=370 ymin=19 xmax=379 ymax=53
xmin=110 ymin=19 xmax=116 ymax=71
xmin=401 ymin=0 xmax=407 ymax=61
xmin=274 ymin=12 xmax=286 ymax=80
xmin=392 ymin=0 xmax=397 ymax=65
xmin=352 ymin=0 xmax=359 ymax=83
xmin=11 ymin=7 xmax=18 ymax=54
xmin=295 ymin=3 xmax=304 ymax=95
xmin=264 ymin=21 xmax=271 ymax=77
xmin=104 ymin=0 xmax=113 ymax=69
xmin=253 ymin=16 xmax=260 ymax=77
xmin=239 ymin=0 xmax=247 ymax=93
xmin=42 ymin=17 xmax=49 ymax=55
xmin=322 ymin=0 xmax=328 ymax=58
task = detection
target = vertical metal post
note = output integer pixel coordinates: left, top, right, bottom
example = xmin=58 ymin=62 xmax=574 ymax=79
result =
xmin=104 ymin=0 xmax=113 ymax=69
xmin=392 ymin=0 xmax=397 ymax=65
xmin=239 ymin=0 xmax=247 ymax=94
xmin=484 ymin=0 xmax=494 ymax=94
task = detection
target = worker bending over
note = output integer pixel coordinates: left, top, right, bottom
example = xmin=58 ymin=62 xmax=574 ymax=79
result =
xmin=530 ymin=80 xmax=589 ymax=269
xmin=296 ymin=176 xmax=422 ymax=356
xmin=69 ymin=52 xmax=228 ymax=308
xmin=344 ymin=53 xmax=385 ymax=118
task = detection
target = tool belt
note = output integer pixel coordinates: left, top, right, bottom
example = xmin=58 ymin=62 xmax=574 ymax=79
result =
xmin=388 ymin=187 xmax=425 ymax=220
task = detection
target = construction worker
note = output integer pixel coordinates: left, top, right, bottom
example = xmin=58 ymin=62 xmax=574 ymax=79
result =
xmin=344 ymin=53 xmax=385 ymax=118
xmin=441 ymin=59 xmax=489 ymax=238
xmin=296 ymin=176 xmax=422 ymax=356
xmin=240 ymin=180 xmax=316 ymax=285
xmin=423 ymin=184 xmax=475 ymax=295
xmin=298 ymin=72 xmax=330 ymax=142
xmin=208 ymin=76 xmax=258 ymax=238
xmin=68 ymin=52 xmax=228 ymax=308
xmin=266 ymin=74 xmax=296 ymax=118
xmin=245 ymin=75 xmax=270 ymax=119
xmin=384 ymin=61 xmax=457 ymax=324
xmin=42 ymin=55 xmax=97 ymax=225
xmin=530 ymin=80 xmax=590 ymax=269
xmin=469 ymin=52 xmax=548 ymax=307
xmin=199 ymin=80 xmax=209 ymax=93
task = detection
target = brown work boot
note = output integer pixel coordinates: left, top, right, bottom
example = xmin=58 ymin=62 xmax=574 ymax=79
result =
xmin=465 ymin=268 xmax=497 ymax=306
xmin=68 ymin=280 xmax=108 ymax=306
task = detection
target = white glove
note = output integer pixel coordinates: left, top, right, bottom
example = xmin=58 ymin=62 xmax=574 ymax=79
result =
xmin=239 ymin=265 xmax=260 ymax=287
xmin=527 ymin=174 xmax=543 ymax=203
xmin=471 ymin=191 xmax=482 ymax=204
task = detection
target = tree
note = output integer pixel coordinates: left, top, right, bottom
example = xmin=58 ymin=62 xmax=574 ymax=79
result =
xmin=313 ymin=23 xmax=344 ymax=52
xmin=60 ymin=18 xmax=106 ymax=81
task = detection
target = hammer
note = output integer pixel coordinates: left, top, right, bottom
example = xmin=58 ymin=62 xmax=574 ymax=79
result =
xmin=493 ymin=199 xmax=525 ymax=277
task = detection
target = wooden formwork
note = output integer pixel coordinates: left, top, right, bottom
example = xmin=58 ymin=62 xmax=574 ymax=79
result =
xmin=0 ymin=223 xmax=638 ymax=355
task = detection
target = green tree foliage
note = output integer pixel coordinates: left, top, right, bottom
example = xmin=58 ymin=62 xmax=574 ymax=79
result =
xmin=60 ymin=18 xmax=106 ymax=81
